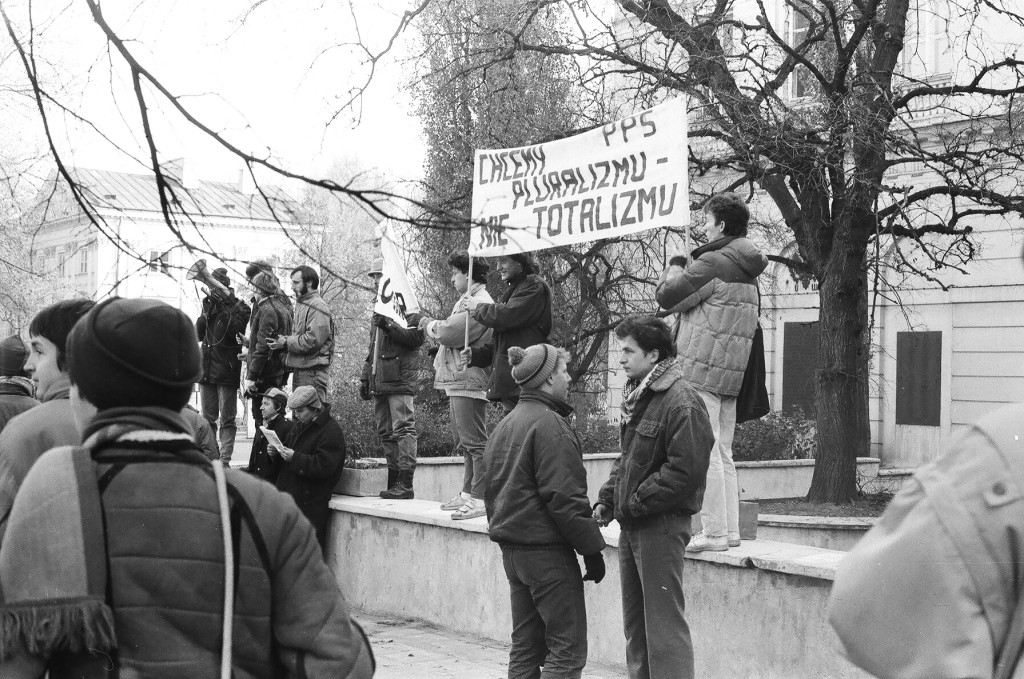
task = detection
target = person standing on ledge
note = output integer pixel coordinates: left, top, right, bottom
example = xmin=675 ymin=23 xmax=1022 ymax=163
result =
xmin=486 ymin=343 xmax=607 ymax=679
xmin=269 ymin=265 xmax=335 ymax=402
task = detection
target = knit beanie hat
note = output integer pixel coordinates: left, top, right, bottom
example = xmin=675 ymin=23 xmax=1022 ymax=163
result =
xmin=251 ymin=271 xmax=279 ymax=295
xmin=67 ymin=298 xmax=202 ymax=411
xmin=211 ymin=267 xmax=230 ymax=288
xmin=0 ymin=336 xmax=29 ymax=377
xmin=508 ymin=344 xmax=560 ymax=390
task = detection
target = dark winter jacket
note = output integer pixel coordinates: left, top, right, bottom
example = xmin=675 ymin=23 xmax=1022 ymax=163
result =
xmin=485 ymin=390 xmax=605 ymax=556
xmin=180 ymin=404 xmax=220 ymax=461
xmin=247 ymin=293 xmax=293 ymax=384
xmin=469 ymin=273 xmax=552 ymax=400
xmin=0 ymin=379 xmax=37 ymax=435
xmin=0 ymin=406 xmax=374 ymax=678
xmin=361 ymin=314 xmax=424 ymax=397
xmin=597 ymin=363 xmax=715 ymax=530
xmin=195 ymin=293 xmax=250 ymax=386
xmin=246 ymin=413 xmax=293 ymax=483
xmin=276 ymin=405 xmax=346 ymax=546
xmin=285 ymin=290 xmax=334 ymax=370
xmin=656 ymin=237 xmax=768 ymax=396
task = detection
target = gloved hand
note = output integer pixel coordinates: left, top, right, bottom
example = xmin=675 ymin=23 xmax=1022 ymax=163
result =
xmin=582 ymin=552 xmax=605 ymax=584
xmin=373 ymin=313 xmax=392 ymax=331
xmin=668 ymin=255 xmax=688 ymax=268
xmin=359 ymin=381 xmax=371 ymax=401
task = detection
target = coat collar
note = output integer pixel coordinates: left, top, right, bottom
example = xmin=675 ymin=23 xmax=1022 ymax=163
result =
xmin=518 ymin=390 xmax=574 ymax=418
xmin=647 ymin=362 xmax=685 ymax=393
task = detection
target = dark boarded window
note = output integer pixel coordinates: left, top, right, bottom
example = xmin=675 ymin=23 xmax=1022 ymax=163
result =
xmin=782 ymin=321 xmax=819 ymax=416
xmin=896 ymin=331 xmax=942 ymax=426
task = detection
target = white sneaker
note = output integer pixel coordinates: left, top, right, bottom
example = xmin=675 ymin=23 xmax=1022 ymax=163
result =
xmin=686 ymin=532 xmax=728 ymax=553
xmin=440 ymin=493 xmax=470 ymax=511
xmin=727 ymin=532 xmax=741 ymax=548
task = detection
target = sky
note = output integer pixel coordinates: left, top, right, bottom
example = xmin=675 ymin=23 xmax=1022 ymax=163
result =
xmin=3 ymin=0 xmax=427 ymax=195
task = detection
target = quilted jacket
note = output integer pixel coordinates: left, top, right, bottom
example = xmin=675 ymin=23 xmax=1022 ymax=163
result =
xmin=655 ymin=237 xmax=768 ymax=396
xmin=423 ymin=283 xmax=493 ymax=394
xmin=284 ymin=290 xmax=334 ymax=370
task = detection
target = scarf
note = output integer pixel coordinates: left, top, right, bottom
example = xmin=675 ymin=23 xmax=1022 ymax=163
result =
xmin=0 ymin=407 xmax=192 ymax=662
xmin=620 ymin=359 xmax=673 ymax=424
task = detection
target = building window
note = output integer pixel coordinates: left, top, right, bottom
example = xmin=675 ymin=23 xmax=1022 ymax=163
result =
xmin=789 ymin=5 xmax=813 ymax=99
xmin=782 ymin=320 xmax=820 ymax=416
xmin=149 ymin=250 xmax=171 ymax=274
xmin=901 ymin=0 xmax=952 ymax=82
xmin=79 ymin=248 xmax=89 ymax=275
xmin=895 ymin=331 xmax=942 ymax=426
xmin=57 ymin=254 xmax=65 ymax=278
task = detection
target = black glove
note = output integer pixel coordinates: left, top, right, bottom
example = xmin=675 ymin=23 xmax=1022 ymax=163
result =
xmin=373 ymin=314 xmax=392 ymax=331
xmin=582 ymin=552 xmax=605 ymax=584
xmin=359 ymin=381 xmax=371 ymax=401
xmin=668 ymin=255 xmax=688 ymax=268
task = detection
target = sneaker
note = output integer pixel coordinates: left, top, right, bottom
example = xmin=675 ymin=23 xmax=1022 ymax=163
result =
xmin=686 ymin=532 xmax=728 ymax=553
xmin=452 ymin=498 xmax=486 ymax=521
xmin=440 ymin=493 xmax=470 ymax=511
xmin=727 ymin=532 xmax=741 ymax=548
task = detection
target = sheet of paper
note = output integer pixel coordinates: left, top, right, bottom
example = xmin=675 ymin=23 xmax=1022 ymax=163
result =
xmin=260 ymin=426 xmax=284 ymax=451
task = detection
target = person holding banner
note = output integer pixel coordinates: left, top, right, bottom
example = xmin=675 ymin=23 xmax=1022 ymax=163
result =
xmin=361 ymin=260 xmax=425 ymax=500
xmin=418 ymin=252 xmax=493 ymax=520
xmin=655 ymin=193 xmax=768 ymax=553
xmin=459 ymin=253 xmax=551 ymax=415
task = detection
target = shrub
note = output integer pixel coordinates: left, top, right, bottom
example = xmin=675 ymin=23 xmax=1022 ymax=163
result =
xmin=733 ymin=409 xmax=816 ymax=462
xmin=576 ymin=417 xmax=620 ymax=456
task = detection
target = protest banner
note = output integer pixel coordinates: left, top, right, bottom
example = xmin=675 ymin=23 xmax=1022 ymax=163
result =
xmin=469 ymin=98 xmax=688 ymax=257
xmin=374 ymin=219 xmax=420 ymax=328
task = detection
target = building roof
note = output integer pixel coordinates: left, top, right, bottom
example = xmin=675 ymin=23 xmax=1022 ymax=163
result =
xmin=66 ymin=167 xmax=302 ymax=223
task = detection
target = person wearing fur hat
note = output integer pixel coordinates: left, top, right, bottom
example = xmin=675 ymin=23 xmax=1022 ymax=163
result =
xmin=0 ymin=336 xmax=37 ymax=435
xmin=0 ymin=299 xmax=95 ymax=543
xmin=417 ymin=251 xmax=493 ymax=520
xmin=243 ymin=269 xmax=293 ymax=433
xmin=245 ymin=387 xmax=293 ymax=482
xmin=195 ymin=266 xmax=251 ymax=466
xmin=485 ymin=343 xmax=607 ymax=679
xmin=271 ymin=385 xmax=347 ymax=550
xmin=459 ymin=252 xmax=552 ymax=415
xmin=0 ymin=298 xmax=374 ymax=678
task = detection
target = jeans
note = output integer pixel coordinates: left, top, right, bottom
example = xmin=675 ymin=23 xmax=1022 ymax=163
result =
xmin=693 ymin=388 xmax=739 ymax=538
xmin=199 ymin=383 xmax=238 ymax=465
xmin=374 ymin=394 xmax=417 ymax=471
xmin=292 ymin=366 xmax=330 ymax=402
xmin=449 ymin=395 xmax=487 ymax=498
xmin=619 ymin=515 xmax=694 ymax=679
xmin=502 ymin=546 xmax=587 ymax=679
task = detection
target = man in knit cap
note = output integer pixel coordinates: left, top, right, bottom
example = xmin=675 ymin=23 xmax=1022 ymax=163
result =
xmin=244 ymin=269 xmax=293 ymax=432
xmin=0 ymin=297 xmax=373 ymax=678
xmin=195 ymin=266 xmax=250 ymax=466
xmin=0 ymin=336 xmax=37 ymax=434
xmin=0 ymin=299 xmax=95 ymax=542
xmin=594 ymin=316 xmax=715 ymax=679
xmin=485 ymin=343 xmax=607 ymax=679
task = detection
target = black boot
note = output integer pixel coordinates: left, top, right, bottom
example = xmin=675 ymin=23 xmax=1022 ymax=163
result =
xmin=380 ymin=469 xmax=414 ymax=500
xmin=380 ymin=468 xmax=399 ymax=499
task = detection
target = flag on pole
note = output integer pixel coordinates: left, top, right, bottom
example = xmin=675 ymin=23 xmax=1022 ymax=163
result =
xmin=373 ymin=219 xmax=420 ymax=328
xmin=469 ymin=98 xmax=688 ymax=257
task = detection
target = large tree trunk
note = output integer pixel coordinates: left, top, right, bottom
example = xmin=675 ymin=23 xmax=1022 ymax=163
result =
xmin=806 ymin=223 xmax=872 ymax=502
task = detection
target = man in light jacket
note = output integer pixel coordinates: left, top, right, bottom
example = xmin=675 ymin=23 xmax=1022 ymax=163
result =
xmin=418 ymin=252 xmax=493 ymax=520
xmin=270 ymin=265 xmax=334 ymax=402
xmin=655 ymin=192 xmax=767 ymax=553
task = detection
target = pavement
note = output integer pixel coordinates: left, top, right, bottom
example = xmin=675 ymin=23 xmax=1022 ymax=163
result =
xmin=360 ymin=611 xmax=623 ymax=678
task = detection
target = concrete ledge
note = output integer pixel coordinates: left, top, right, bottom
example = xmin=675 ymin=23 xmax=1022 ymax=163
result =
xmin=327 ymin=497 xmax=867 ymax=679
xmin=408 ymin=455 xmax=882 ymax=502
xmin=757 ymin=514 xmax=876 ymax=551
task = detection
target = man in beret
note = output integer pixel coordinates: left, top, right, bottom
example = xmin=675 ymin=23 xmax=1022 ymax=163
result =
xmin=271 ymin=385 xmax=347 ymax=550
xmin=195 ymin=266 xmax=250 ymax=466
xmin=0 ymin=336 xmax=37 ymax=434
xmin=0 ymin=299 xmax=95 ymax=543
xmin=0 ymin=297 xmax=373 ymax=678
xmin=245 ymin=387 xmax=292 ymax=482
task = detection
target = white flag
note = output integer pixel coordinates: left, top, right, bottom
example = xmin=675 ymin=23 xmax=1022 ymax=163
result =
xmin=373 ymin=219 xmax=420 ymax=328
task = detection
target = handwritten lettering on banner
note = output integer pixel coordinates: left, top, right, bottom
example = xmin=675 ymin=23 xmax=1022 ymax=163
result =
xmin=469 ymin=98 xmax=688 ymax=257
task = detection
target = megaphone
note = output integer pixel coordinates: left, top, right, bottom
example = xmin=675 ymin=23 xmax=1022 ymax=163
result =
xmin=186 ymin=259 xmax=231 ymax=300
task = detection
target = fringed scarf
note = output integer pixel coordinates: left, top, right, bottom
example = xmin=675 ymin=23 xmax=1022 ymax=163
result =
xmin=0 ymin=407 xmax=192 ymax=664
xmin=620 ymin=359 xmax=673 ymax=424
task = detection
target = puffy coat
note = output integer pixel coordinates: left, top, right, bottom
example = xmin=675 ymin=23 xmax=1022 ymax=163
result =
xmin=0 ymin=374 xmax=80 ymax=543
xmin=180 ymin=404 xmax=220 ymax=461
xmin=195 ymin=293 xmax=250 ymax=385
xmin=246 ymin=413 xmax=293 ymax=482
xmin=0 ymin=406 xmax=373 ymax=678
xmin=285 ymin=290 xmax=334 ymax=370
xmin=361 ymin=315 xmax=424 ymax=397
xmin=829 ymin=403 xmax=1024 ymax=679
xmin=246 ymin=293 xmax=293 ymax=384
xmin=484 ymin=390 xmax=605 ymax=556
xmin=470 ymin=273 xmax=552 ymax=400
xmin=276 ymin=405 xmax=346 ymax=546
xmin=0 ymin=379 xmax=37 ymax=435
xmin=597 ymin=363 xmax=714 ymax=529
xmin=656 ymin=237 xmax=767 ymax=396
xmin=424 ymin=283 xmax=493 ymax=393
